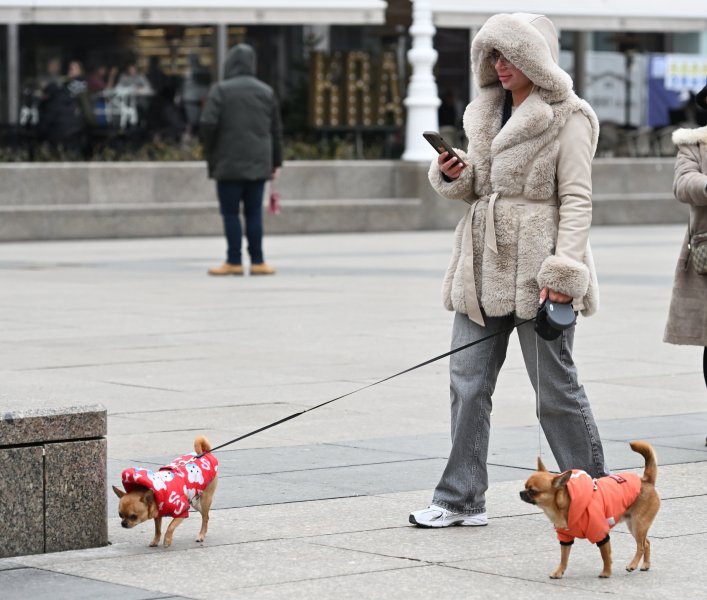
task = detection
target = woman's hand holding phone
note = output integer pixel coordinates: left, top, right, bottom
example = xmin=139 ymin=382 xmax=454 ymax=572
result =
xmin=438 ymin=151 xmax=465 ymax=180
xmin=422 ymin=131 xmax=467 ymax=181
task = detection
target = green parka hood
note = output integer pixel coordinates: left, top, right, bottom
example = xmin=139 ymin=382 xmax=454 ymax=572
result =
xmin=224 ymin=44 xmax=256 ymax=79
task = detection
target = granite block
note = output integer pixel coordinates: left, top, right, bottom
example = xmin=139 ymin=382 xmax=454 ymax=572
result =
xmin=0 ymin=446 xmax=44 ymax=558
xmin=19 ymin=164 xmax=91 ymax=205
xmin=0 ymin=160 xmax=684 ymax=242
xmin=88 ymin=165 xmax=155 ymax=205
xmin=153 ymin=165 xmax=212 ymax=204
xmin=45 ymin=439 xmax=108 ymax=553
xmin=0 ymin=405 xmax=106 ymax=446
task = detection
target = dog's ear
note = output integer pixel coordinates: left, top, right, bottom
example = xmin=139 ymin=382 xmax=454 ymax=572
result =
xmin=112 ymin=485 xmax=125 ymax=498
xmin=142 ymin=489 xmax=155 ymax=505
xmin=537 ymin=457 xmax=548 ymax=472
xmin=552 ymin=470 xmax=572 ymax=489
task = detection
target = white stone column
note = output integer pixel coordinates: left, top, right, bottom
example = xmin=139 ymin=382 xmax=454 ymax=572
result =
xmin=402 ymin=0 xmax=439 ymax=162
xmin=7 ymin=23 xmax=19 ymax=125
xmin=215 ymin=24 xmax=228 ymax=80
xmin=469 ymin=27 xmax=479 ymax=102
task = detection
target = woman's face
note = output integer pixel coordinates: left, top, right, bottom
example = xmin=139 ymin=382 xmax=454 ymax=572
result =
xmin=492 ymin=51 xmax=533 ymax=97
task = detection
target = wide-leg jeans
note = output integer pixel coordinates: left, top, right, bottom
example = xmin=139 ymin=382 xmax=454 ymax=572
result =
xmin=432 ymin=311 xmax=607 ymax=514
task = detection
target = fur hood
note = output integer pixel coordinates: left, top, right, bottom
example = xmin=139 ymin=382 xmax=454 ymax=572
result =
xmin=471 ymin=13 xmax=573 ymax=104
xmin=672 ymin=126 xmax=707 ymax=146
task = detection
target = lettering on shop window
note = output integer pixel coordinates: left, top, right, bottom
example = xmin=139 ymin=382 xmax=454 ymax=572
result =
xmin=310 ymin=51 xmax=403 ymax=128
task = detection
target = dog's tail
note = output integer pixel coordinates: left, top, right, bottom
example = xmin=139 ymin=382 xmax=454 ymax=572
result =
xmin=630 ymin=440 xmax=657 ymax=485
xmin=194 ymin=435 xmax=212 ymax=455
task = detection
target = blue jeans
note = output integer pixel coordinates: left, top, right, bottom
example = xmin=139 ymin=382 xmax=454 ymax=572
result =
xmin=216 ymin=180 xmax=266 ymax=265
xmin=433 ymin=311 xmax=607 ymax=514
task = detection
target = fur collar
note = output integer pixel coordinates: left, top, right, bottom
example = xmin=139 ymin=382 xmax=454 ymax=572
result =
xmin=672 ymin=126 xmax=707 ymax=146
xmin=463 ymin=87 xmax=598 ymax=197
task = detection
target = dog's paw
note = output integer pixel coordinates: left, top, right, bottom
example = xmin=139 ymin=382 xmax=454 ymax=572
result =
xmin=640 ymin=566 xmax=650 ymax=572
xmin=149 ymin=540 xmax=159 ymax=548
xmin=195 ymin=536 xmax=204 ymax=543
xmin=549 ymin=571 xmax=564 ymax=580
xmin=598 ymin=572 xmax=611 ymax=578
xmin=626 ymin=565 xmax=636 ymax=572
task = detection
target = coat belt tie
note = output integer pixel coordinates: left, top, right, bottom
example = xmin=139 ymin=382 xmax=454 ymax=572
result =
xmin=464 ymin=193 xmax=558 ymax=327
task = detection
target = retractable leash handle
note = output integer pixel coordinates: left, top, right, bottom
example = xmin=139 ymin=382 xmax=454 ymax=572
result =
xmin=534 ymin=298 xmax=576 ymax=341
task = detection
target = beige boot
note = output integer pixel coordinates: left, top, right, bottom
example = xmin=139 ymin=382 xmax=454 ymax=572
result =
xmin=208 ymin=262 xmax=244 ymax=276
xmin=250 ymin=263 xmax=276 ymax=276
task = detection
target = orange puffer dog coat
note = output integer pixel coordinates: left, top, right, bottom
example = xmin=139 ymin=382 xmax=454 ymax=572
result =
xmin=556 ymin=470 xmax=641 ymax=544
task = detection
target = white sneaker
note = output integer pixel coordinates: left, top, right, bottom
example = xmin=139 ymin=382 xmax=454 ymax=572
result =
xmin=409 ymin=504 xmax=488 ymax=528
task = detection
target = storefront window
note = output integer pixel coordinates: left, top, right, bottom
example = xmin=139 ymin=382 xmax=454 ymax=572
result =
xmin=2 ymin=22 xmax=408 ymax=161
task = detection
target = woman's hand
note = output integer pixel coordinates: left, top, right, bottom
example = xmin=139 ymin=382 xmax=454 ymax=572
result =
xmin=539 ymin=287 xmax=573 ymax=305
xmin=438 ymin=151 xmax=465 ymax=181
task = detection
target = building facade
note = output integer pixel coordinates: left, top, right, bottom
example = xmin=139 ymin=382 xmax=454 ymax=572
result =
xmin=1 ymin=0 xmax=706 ymax=160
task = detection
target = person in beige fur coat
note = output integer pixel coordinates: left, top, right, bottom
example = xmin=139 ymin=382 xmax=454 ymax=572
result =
xmin=410 ymin=13 xmax=608 ymax=528
xmin=664 ymin=84 xmax=707 ymax=444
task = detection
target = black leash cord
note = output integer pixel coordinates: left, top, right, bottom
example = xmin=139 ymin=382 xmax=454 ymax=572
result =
xmin=201 ymin=317 xmax=536 ymax=456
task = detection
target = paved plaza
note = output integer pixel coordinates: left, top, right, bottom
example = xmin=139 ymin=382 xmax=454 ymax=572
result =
xmin=1 ymin=225 xmax=706 ymax=599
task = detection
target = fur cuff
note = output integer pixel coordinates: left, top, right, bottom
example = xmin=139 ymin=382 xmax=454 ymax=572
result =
xmin=537 ymin=255 xmax=590 ymax=300
xmin=427 ymin=152 xmax=475 ymax=202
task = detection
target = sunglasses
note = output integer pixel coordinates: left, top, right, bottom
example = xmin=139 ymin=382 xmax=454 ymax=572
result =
xmin=490 ymin=50 xmax=511 ymax=66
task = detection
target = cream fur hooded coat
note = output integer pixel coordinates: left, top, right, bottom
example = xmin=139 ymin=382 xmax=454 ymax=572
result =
xmin=429 ymin=13 xmax=600 ymax=325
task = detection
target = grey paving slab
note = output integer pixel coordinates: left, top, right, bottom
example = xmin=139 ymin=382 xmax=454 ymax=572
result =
xmin=334 ymin=432 xmax=450 ymax=457
xmin=106 ymin=494 xmax=412 ymax=547
xmin=488 ymin=438 xmax=706 ymax=473
xmin=649 ymin=495 xmax=707 ymax=538
xmin=582 ymin=375 xmax=706 ymax=414
xmin=308 ymin=515 xmax=557 ymax=564
xmin=596 ymin=412 xmax=707 ymax=438
xmin=214 ymin=564 xmax=614 ymax=600
xmin=0 ymin=559 xmax=23 ymax=571
xmin=46 ymin=539 xmax=418 ymax=598
xmin=205 ymin=469 xmax=373 ymax=509
xmin=229 ymin=456 xmax=445 ymax=497
xmin=147 ymin=441 xmax=425 ymax=476
xmin=644 ymin=433 xmax=707 ymax=451
xmin=451 ymin=532 xmax=707 ymax=599
xmin=646 ymin=461 xmax=707 ymax=498
xmin=0 ymin=567 xmax=172 ymax=600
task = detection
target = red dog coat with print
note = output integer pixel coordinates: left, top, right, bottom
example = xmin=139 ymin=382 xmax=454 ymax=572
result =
xmin=122 ymin=452 xmax=218 ymax=518
xmin=556 ymin=470 xmax=642 ymax=544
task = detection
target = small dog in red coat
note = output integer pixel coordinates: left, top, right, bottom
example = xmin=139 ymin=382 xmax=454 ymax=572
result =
xmin=520 ymin=441 xmax=660 ymax=578
xmin=113 ymin=435 xmax=219 ymax=547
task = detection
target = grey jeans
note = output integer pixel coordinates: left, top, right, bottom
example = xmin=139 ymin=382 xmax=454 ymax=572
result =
xmin=432 ymin=311 xmax=607 ymax=514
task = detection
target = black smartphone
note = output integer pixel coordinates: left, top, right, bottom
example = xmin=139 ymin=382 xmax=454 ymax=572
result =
xmin=422 ymin=131 xmax=467 ymax=167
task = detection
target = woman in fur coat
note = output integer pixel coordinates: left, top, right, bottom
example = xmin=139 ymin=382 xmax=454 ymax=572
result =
xmin=664 ymin=85 xmax=707 ymax=428
xmin=410 ymin=13 xmax=608 ymax=528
